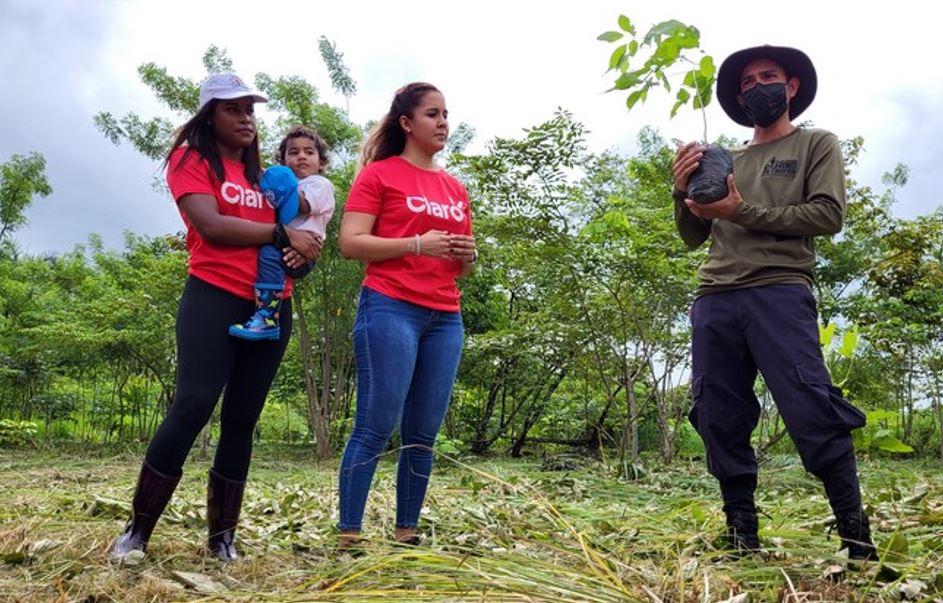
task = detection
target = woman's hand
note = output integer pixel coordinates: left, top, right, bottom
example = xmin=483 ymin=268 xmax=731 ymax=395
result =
xmin=285 ymin=228 xmax=322 ymax=263
xmin=418 ymin=230 xmax=453 ymax=258
xmin=446 ymin=234 xmax=477 ymax=263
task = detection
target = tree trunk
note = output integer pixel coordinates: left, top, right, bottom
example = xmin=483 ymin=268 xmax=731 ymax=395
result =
xmin=508 ymin=368 xmax=568 ymax=457
xmin=333 ymin=348 xmax=353 ymax=442
xmin=293 ymin=291 xmax=330 ymax=460
xmin=650 ymin=364 xmax=674 ymax=465
xmin=935 ymin=394 xmax=943 ymax=463
xmin=509 ymin=420 xmax=530 ymax=458
xmin=932 ymin=368 xmax=943 ymax=463
xmin=904 ymin=354 xmax=915 ymax=442
xmin=470 ymin=359 xmax=513 ymax=454
xmin=316 ymin=319 xmax=333 ymax=460
xmin=199 ymin=426 xmax=210 ymax=459
xmin=627 ymin=378 xmax=639 ymax=462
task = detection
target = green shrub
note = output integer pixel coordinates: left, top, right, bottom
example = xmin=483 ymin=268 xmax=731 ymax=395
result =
xmin=435 ymin=432 xmax=465 ymax=456
xmin=852 ymin=410 xmax=914 ymax=454
xmin=907 ymin=410 xmax=941 ymax=457
xmin=0 ymin=419 xmax=39 ymax=448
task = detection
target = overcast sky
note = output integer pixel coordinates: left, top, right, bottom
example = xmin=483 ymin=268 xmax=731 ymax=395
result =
xmin=3 ymin=0 xmax=940 ymax=254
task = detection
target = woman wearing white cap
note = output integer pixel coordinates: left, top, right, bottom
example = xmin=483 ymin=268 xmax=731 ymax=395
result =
xmin=111 ymin=73 xmax=322 ymax=562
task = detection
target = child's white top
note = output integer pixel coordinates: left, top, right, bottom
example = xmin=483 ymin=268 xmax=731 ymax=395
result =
xmin=288 ymin=175 xmax=336 ymax=239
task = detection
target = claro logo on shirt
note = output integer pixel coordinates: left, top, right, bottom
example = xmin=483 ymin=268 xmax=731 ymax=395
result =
xmin=405 ymin=196 xmax=467 ymax=222
xmin=221 ymin=182 xmax=275 ymax=209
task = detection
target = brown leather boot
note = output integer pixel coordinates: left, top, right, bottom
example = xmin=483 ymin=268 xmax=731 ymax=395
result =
xmin=207 ymin=468 xmax=246 ymax=561
xmin=111 ymin=461 xmax=180 ymax=559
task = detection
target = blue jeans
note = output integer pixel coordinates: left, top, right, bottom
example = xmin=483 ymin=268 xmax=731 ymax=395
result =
xmin=338 ymin=287 xmax=464 ymax=531
xmin=258 ymin=243 xmax=314 ymax=284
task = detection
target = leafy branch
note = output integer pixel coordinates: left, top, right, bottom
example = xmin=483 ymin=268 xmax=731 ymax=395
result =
xmin=599 ymin=17 xmax=715 ymax=142
xmin=318 ymin=36 xmax=357 ymax=113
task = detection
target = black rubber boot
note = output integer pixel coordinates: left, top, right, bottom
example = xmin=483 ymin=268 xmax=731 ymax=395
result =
xmin=725 ymin=510 xmax=760 ymax=555
xmin=111 ymin=461 xmax=180 ymax=559
xmin=207 ymin=468 xmax=246 ymax=561
xmin=719 ymin=475 xmax=759 ymax=557
xmin=835 ymin=509 xmax=879 ymax=562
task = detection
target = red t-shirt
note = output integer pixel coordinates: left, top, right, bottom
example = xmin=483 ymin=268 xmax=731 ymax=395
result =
xmin=166 ymin=147 xmax=291 ymax=300
xmin=344 ymin=156 xmax=473 ymax=311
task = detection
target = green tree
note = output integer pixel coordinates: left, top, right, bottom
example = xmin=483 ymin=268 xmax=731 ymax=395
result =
xmin=453 ymin=110 xmax=591 ymax=455
xmin=0 ymin=152 xmax=52 ymax=246
xmin=254 ymin=73 xmax=362 ymax=161
xmin=814 ymin=137 xmax=897 ymax=322
xmin=95 ymin=45 xmax=361 ymax=164
xmin=817 ymin=138 xmax=942 ymax=452
xmin=576 ymin=129 xmax=700 ymax=464
xmin=855 ymin=211 xmax=943 ymax=442
xmin=12 ymin=234 xmax=187 ymax=441
xmin=318 ymin=36 xmax=357 ymax=113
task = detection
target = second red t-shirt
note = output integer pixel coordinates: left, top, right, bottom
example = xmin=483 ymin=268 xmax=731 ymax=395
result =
xmin=344 ymin=156 xmax=473 ymax=312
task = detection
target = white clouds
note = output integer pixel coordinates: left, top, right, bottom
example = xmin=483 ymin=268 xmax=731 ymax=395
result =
xmin=2 ymin=0 xmax=939 ymax=253
xmin=0 ymin=0 xmax=179 ymax=254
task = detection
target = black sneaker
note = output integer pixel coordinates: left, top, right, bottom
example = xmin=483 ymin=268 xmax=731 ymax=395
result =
xmin=834 ymin=510 xmax=878 ymax=562
xmin=726 ymin=510 xmax=760 ymax=555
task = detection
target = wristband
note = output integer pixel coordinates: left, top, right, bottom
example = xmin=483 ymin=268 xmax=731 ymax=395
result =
xmin=273 ymin=223 xmax=291 ymax=250
xmin=414 ymin=234 xmax=421 ymax=256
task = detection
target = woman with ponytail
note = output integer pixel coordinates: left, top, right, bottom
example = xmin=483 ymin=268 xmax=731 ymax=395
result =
xmin=337 ymin=82 xmax=476 ymax=547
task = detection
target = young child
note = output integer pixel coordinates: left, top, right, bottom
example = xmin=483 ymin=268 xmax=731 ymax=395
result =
xmin=229 ymin=126 xmax=336 ymax=340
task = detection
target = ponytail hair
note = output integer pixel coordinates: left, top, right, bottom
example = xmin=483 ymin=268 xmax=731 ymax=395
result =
xmin=361 ymin=82 xmax=440 ymax=165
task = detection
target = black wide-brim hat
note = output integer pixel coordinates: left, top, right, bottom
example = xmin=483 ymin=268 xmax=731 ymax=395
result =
xmin=717 ymin=45 xmax=817 ymax=127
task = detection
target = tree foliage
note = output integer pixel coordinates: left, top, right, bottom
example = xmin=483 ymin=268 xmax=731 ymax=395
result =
xmin=599 ymin=17 xmax=715 ymax=139
xmin=1 ymin=40 xmax=940 ymax=464
xmin=0 ymin=152 xmax=52 ymax=246
xmin=317 ymin=36 xmax=357 ymax=101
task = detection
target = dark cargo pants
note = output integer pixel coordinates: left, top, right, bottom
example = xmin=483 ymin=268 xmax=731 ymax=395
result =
xmin=688 ymin=284 xmax=867 ymax=515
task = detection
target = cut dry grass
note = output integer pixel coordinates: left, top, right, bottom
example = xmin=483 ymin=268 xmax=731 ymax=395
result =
xmin=0 ymin=447 xmax=941 ymax=602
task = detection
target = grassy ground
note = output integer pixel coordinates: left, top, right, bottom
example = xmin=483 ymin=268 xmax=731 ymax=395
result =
xmin=0 ymin=446 xmax=941 ymax=602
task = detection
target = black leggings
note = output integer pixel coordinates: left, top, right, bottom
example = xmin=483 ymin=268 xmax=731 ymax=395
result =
xmin=145 ymin=276 xmax=292 ymax=481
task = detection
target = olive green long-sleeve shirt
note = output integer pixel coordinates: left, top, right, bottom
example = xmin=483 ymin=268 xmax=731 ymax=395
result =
xmin=673 ymin=128 xmax=845 ymax=297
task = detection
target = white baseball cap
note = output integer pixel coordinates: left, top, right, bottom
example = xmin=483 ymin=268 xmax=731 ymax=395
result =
xmin=199 ymin=73 xmax=268 ymax=110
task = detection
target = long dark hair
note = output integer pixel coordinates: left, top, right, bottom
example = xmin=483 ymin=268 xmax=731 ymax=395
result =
xmin=361 ymin=82 xmax=440 ymax=165
xmin=165 ymin=99 xmax=263 ymax=185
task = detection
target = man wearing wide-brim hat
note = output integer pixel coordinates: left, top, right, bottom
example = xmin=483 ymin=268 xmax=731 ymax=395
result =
xmin=671 ymin=45 xmax=878 ymax=562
